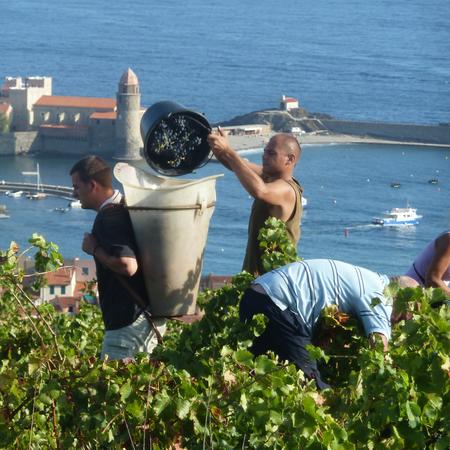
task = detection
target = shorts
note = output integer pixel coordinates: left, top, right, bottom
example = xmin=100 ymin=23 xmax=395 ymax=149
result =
xmin=101 ymin=313 xmax=167 ymax=361
xmin=240 ymin=288 xmax=330 ymax=390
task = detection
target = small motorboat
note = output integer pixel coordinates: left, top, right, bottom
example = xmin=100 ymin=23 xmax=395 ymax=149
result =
xmin=8 ymin=190 xmax=23 ymax=198
xmin=68 ymin=200 xmax=82 ymax=209
xmin=27 ymin=192 xmax=47 ymax=200
xmin=390 ymin=182 xmax=401 ymax=188
xmin=372 ymin=207 xmax=422 ymax=226
xmin=428 ymin=178 xmax=438 ymax=185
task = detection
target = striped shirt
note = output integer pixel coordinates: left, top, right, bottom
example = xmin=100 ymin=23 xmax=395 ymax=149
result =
xmin=253 ymin=259 xmax=392 ymax=339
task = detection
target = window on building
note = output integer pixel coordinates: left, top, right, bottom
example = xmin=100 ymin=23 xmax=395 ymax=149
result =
xmin=50 ymin=286 xmax=55 ymax=295
xmin=96 ymin=119 xmax=100 ymax=125
xmin=42 ymin=111 xmax=50 ymax=122
xmin=68 ymin=306 xmax=73 ymax=313
xmin=73 ymin=113 xmax=80 ymax=124
xmin=82 ymin=267 xmax=89 ymax=276
xmin=57 ymin=112 xmax=65 ymax=123
xmin=112 ymin=120 xmax=115 ymax=125
xmin=61 ymin=286 xmax=66 ymax=295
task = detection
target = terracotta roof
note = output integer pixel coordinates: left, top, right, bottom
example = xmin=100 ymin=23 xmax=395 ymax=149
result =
xmin=44 ymin=267 xmax=74 ymax=286
xmin=50 ymin=296 xmax=80 ymax=312
xmin=282 ymin=97 xmax=298 ymax=103
xmin=120 ymin=68 xmax=139 ymax=86
xmin=35 ymin=95 xmax=116 ymax=110
xmin=90 ymin=111 xmax=117 ymax=120
xmin=0 ymin=103 xmax=11 ymax=114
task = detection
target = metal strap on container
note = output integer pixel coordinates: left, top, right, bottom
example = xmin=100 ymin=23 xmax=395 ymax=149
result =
xmin=126 ymin=201 xmax=216 ymax=212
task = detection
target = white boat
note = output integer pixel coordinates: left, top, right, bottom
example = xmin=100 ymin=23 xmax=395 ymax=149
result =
xmin=22 ymin=163 xmax=47 ymax=200
xmin=0 ymin=205 xmax=9 ymax=219
xmin=302 ymin=196 xmax=308 ymax=208
xmin=372 ymin=207 xmax=422 ymax=226
xmin=26 ymin=192 xmax=47 ymax=200
xmin=69 ymin=200 xmax=82 ymax=209
xmin=8 ymin=190 xmax=23 ymax=198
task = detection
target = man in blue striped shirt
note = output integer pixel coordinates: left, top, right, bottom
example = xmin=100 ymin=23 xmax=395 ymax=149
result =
xmin=240 ymin=259 xmax=418 ymax=389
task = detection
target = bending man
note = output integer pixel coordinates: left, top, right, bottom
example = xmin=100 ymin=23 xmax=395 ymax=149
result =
xmin=70 ymin=156 xmax=166 ymax=360
xmin=208 ymin=130 xmax=303 ymax=276
xmin=240 ymin=259 xmax=418 ymax=389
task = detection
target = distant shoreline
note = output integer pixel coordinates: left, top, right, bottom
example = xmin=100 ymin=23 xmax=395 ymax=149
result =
xmin=228 ymin=132 xmax=450 ymax=152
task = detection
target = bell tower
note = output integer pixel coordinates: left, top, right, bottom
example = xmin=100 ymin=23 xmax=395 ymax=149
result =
xmin=114 ymin=68 xmax=142 ymax=160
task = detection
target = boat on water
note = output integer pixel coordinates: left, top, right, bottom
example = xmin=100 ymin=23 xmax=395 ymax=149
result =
xmin=27 ymin=192 xmax=47 ymax=200
xmin=0 ymin=205 xmax=9 ymax=219
xmin=22 ymin=163 xmax=47 ymax=200
xmin=6 ymin=190 xmax=24 ymax=198
xmin=390 ymin=182 xmax=401 ymax=188
xmin=372 ymin=207 xmax=422 ymax=226
xmin=428 ymin=178 xmax=438 ymax=185
xmin=302 ymin=196 xmax=307 ymax=208
xmin=69 ymin=200 xmax=82 ymax=209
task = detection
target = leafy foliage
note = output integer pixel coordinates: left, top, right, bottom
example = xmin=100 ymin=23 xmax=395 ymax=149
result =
xmin=0 ymin=226 xmax=449 ymax=449
xmin=258 ymin=216 xmax=300 ymax=273
xmin=0 ymin=113 xmax=10 ymax=134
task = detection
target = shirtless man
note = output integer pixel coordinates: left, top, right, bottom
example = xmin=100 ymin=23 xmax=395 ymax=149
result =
xmin=208 ymin=129 xmax=303 ymax=275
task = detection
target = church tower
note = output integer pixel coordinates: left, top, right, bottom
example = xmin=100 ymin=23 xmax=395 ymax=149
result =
xmin=114 ymin=68 xmax=142 ymax=160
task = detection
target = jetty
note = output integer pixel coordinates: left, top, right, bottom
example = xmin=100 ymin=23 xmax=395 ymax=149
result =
xmin=0 ymin=181 xmax=73 ymax=200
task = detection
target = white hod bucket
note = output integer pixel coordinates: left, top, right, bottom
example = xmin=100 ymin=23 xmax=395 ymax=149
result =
xmin=114 ymin=162 xmax=222 ymax=317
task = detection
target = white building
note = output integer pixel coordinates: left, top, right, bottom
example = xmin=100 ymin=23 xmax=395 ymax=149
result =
xmin=280 ymin=95 xmax=299 ymax=111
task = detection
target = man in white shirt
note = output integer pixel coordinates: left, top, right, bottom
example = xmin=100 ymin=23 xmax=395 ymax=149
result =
xmin=240 ymin=259 xmax=418 ymax=389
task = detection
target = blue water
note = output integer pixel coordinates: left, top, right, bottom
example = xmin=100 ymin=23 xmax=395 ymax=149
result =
xmin=1 ymin=0 xmax=450 ymax=124
xmin=0 ymin=0 xmax=449 ymax=275
xmin=0 ymin=146 xmax=449 ymax=276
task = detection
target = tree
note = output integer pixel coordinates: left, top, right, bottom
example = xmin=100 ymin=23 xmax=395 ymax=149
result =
xmin=0 ymin=112 xmax=11 ymax=134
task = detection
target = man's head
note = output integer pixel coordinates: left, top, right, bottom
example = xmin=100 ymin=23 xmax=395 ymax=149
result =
xmin=70 ymin=155 xmax=113 ymax=211
xmin=262 ymin=133 xmax=301 ymax=178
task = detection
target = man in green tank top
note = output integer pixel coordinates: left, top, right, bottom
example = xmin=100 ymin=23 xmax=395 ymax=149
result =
xmin=208 ymin=130 xmax=303 ymax=275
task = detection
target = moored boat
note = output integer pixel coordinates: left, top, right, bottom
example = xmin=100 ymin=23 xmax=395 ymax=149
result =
xmin=372 ymin=207 xmax=422 ymax=226
xmin=0 ymin=204 xmax=9 ymax=219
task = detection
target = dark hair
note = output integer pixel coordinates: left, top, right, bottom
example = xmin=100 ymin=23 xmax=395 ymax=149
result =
xmin=70 ymin=155 xmax=112 ymax=188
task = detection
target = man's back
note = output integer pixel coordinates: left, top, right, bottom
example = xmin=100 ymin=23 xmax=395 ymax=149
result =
xmin=254 ymin=259 xmax=392 ymax=338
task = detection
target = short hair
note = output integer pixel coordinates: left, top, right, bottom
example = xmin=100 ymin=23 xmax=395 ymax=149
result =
xmin=275 ymin=133 xmax=302 ymax=160
xmin=70 ymin=155 xmax=112 ymax=188
xmin=390 ymin=276 xmax=419 ymax=289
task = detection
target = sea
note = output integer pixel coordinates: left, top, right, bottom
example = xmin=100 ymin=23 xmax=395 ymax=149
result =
xmin=1 ymin=0 xmax=450 ymax=276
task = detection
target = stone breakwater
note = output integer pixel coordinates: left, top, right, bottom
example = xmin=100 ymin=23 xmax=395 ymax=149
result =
xmin=219 ymin=109 xmax=450 ymax=148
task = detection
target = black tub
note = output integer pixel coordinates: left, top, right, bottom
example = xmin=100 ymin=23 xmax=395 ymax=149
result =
xmin=140 ymin=101 xmax=212 ymax=176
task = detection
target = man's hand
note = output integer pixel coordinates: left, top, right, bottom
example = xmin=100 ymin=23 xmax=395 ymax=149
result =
xmin=207 ymin=127 xmax=233 ymax=158
xmin=82 ymin=232 xmax=98 ymax=256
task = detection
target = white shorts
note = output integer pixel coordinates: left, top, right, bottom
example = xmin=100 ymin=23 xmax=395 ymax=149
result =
xmin=101 ymin=313 xmax=167 ymax=360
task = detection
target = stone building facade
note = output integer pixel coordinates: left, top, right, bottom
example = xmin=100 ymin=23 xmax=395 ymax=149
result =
xmin=0 ymin=69 xmax=144 ymax=159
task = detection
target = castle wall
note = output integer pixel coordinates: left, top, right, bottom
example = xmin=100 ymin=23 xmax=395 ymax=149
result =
xmin=0 ymin=131 xmax=39 ymax=155
xmin=90 ymin=120 xmax=117 ymax=155
xmin=40 ymin=135 xmax=90 ymax=154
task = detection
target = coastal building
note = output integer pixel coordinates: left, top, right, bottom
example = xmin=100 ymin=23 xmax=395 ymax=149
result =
xmin=280 ymin=95 xmax=299 ymax=111
xmin=0 ymin=69 xmax=144 ymax=159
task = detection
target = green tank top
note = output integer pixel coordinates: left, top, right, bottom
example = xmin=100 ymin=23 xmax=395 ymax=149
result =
xmin=242 ymin=178 xmax=303 ymax=276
